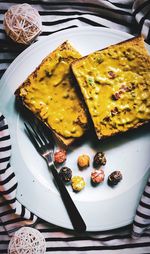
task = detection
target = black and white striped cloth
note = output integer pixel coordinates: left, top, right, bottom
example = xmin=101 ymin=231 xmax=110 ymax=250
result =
xmin=0 ymin=0 xmax=150 ymax=253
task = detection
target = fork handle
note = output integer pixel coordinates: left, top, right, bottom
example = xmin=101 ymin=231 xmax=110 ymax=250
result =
xmin=49 ymin=164 xmax=86 ymax=232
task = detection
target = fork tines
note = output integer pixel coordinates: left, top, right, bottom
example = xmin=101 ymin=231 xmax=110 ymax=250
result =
xmin=24 ymin=118 xmax=54 ymax=150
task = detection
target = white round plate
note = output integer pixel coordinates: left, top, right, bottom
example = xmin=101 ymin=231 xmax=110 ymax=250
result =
xmin=0 ymin=27 xmax=150 ymax=231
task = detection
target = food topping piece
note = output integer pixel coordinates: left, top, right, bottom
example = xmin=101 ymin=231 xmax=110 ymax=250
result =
xmin=91 ymin=169 xmax=105 ymax=183
xmin=93 ymin=152 xmax=106 ymax=167
xmin=54 ymin=150 xmax=67 ymax=164
xmin=107 ymin=170 xmax=122 ymax=186
xmin=59 ymin=167 xmax=72 ymax=183
xmin=77 ymin=154 xmax=90 ymax=169
xmin=71 ymin=176 xmax=86 ymax=192
xmin=108 ymin=71 xmax=116 ymax=79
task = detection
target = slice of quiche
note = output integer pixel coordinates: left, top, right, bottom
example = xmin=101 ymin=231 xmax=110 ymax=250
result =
xmin=72 ymin=36 xmax=150 ymax=139
xmin=15 ymin=41 xmax=88 ymax=146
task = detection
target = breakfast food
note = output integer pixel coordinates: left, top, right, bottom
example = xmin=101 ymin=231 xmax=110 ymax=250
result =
xmin=107 ymin=170 xmax=122 ymax=186
xmin=59 ymin=167 xmax=72 ymax=183
xmin=15 ymin=41 xmax=88 ymax=146
xmin=93 ymin=151 xmax=106 ymax=167
xmin=72 ymin=36 xmax=150 ymax=139
xmin=54 ymin=150 xmax=67 ymax=164
xmin=91 ymin=169 xmax=105 ymax=183
xmin=71 ymin=176 xmax=86 ymax=191
xmin=77 ymin=154 xmax=90 ymax=169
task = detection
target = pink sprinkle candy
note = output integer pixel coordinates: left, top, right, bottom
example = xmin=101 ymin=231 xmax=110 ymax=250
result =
xmin=54 ymin=150 xmax=67 ymax=164
xmin=91 ymin=169 xmax=105 ymax=183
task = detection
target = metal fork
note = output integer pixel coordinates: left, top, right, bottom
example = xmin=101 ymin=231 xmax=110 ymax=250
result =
xmin=24 ymin=119 xmax=86 ymax=232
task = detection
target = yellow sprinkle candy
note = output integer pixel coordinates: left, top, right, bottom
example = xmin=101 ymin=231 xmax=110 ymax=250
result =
xmin=71 ymin=176 xmax=86 ymax=192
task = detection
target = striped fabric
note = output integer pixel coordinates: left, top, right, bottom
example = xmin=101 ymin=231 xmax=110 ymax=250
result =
xmin=132 ymin=178 xmax=150 ymax=239
xmin=0 ymin=0 xmax=150 ymax=253
xmin=0 ymin=0 xmax=150 ymax=78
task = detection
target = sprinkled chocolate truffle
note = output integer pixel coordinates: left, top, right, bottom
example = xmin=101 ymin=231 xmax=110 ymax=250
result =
xmin=54 ymin=150 xmax=67 ymax=164
xmin=71 ymin=176 xmax=86 ymax=192
xmin=91 ymin=169 xmax=105 ymax=184
xmin=108 ymin=170 xmax=122 ymax=186
xmin=93 ymin=152 xmax=106 ymax=167
xmin=59 ymin=167 xmax=72 ymax=183
xmin=77 ymin=154 xmax=90 ymax=169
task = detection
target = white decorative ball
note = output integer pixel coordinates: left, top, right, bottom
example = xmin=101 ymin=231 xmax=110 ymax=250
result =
xmin=3 ymin=4 xmax=42 ymax=44
xmin=8 ymin=227 xmax=46 ymax=254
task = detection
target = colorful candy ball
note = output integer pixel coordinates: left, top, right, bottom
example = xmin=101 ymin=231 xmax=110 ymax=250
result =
xmin=71 ymin=176 xmax=86 ymax=192
xmin=59 ymin=167 xmax=72 ymax=183
xmin=54 ymin=150 xmax=67 ymax=164
xmin=77 ymin=154 xmax=90 ymax=169
xmin=91 ymin=169 xmax=105 ymax=183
